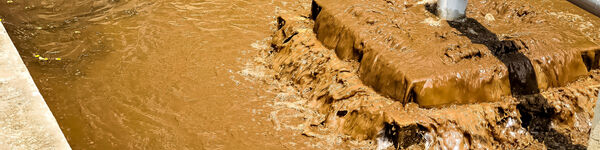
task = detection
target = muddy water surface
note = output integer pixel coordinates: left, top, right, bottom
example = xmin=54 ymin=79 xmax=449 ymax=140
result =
xmin=3 ymin=0 xmax=599 ymax=149
xmin=0 ymin=0 xmax=317 ymax=149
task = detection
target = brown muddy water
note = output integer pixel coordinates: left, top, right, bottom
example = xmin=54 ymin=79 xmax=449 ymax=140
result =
xmin=0 ymin=0 xmax=344 ymax=149
xmin=2 ymin=0 xmax=600 ymax=149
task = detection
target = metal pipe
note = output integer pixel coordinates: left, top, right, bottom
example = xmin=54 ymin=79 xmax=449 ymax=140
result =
xmin=437 ymin=0 xmax=468 ymax=21
xmin=568 ymin=0 xmax=600 ymax=17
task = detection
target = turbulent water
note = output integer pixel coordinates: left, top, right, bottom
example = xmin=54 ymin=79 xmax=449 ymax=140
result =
xmin=3 ymin=0 xmax=600 ymax=149
xmin=0 ymin=0 xmax=318 ymax=149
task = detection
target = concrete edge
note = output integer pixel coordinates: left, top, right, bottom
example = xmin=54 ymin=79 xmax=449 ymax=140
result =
xmin=0 ymin=22 xmax=71 ymax=149
xmin=589 ymin=91 xmax=600 ymax=150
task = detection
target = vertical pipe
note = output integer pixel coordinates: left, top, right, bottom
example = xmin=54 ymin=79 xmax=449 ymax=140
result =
xmin=437 ymin=0 xmax=468 ymax=21
xmin=568 ymin=0 xmax=600 ymax=17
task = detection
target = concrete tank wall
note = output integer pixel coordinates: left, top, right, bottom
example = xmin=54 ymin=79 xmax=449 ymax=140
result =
xmin=0 ymin=21 xmax=70 ymax=149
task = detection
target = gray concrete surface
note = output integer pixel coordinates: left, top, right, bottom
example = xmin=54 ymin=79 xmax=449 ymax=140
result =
xmin=0 ymin=22 xmax=70 ymax=149
xmin=589 ymin=91 xmax=600 ymax=150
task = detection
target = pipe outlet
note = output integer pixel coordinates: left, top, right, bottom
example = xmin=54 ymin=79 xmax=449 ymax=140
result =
xmin=437 ymin=0 xmax=468 ymax=21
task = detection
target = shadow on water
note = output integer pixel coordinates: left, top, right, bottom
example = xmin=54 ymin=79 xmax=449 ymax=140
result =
xmin=447 ymin=18 xmax=586 ymax=149
xmin=446 ymin=18 xmax=538 ymax=95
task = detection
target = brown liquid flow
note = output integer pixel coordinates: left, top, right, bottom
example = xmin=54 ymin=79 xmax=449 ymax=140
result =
xmin=0 ymin=0 xmax=319 ymax=149
xmin=2 ymin=0 xmax=600 ymax=149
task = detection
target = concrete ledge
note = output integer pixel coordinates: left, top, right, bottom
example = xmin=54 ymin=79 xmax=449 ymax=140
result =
xmin=0 ymin=22 xmax=70 ymax=149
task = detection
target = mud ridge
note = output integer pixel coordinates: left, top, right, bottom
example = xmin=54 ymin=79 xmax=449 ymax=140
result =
xmin=242 ymin=0 xmax=600 ymax=149
xmin=309 ymin=0 xmax=599 ymax=107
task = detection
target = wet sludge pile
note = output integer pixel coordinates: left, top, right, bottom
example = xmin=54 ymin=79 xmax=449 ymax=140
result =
xmin=246 ymin=0 xmax=600 ymax=149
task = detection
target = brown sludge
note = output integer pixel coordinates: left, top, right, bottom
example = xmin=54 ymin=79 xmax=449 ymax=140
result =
xmin=1 ymin=0 xmax=357 ymax=149
xmin=312 ymin=0 xmax=599 ymax=107
xmin=260 ymin=0 xmax=600 ymax=149
xmin=1 ymin=0 xmax=600 ymax=149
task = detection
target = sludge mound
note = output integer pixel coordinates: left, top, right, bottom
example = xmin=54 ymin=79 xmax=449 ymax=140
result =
xmin=253 ymin=0 xmax=600 ymax=149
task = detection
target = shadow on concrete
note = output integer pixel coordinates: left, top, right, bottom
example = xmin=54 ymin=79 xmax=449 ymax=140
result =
xmin=447 ymin=18 xmax=585 ymax=149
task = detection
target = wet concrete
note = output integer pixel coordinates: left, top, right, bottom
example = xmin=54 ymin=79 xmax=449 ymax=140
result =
xmin=0 ymin=22 xmax=69 ymax=149
xmin=589 ymin=92 xmax=600 ymax=149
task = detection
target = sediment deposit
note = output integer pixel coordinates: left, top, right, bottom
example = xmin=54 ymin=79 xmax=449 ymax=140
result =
xmin=250 ymin=0 xmax=600 ymax=149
